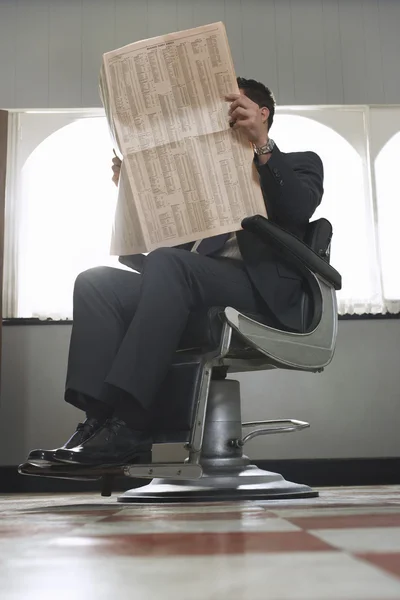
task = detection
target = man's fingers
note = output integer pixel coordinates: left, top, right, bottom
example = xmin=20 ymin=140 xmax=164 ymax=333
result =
xmin=230 ymin=106 xmax=250 ymax=120
xmin=228 ymin=96 xmax=253 ymax=115
xmin=228 ymin=98 xmax=246 ymax=112
xmin=225 ymin=93 xmax=240 ymax=102
xmin=229 ymin=107 xmax=251 ymax=129
xmin=228 ymin=99 xmax=241 ymax=115
xmin=111 ymin=153 xmax=122 ymax=187
xmin=231 ymin=117 xmax=252 ymax=130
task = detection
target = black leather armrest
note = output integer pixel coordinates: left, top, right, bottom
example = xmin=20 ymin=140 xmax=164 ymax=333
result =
xmin=242 ymin=215 xmax=342 ymax=290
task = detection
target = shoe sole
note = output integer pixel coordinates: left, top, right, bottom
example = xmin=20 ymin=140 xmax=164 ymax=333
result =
xmin=18 ymin=462 xmax=102 ymax=481
xmin=27 ymin=452 xmax=59 ymax=465
xmin=26 ymin=459 xmax=57 ymax=467
xmin=18 ymin=461 xmax=151 ymax=481
xmin=55 ymin=449 xmax=152 ymax=467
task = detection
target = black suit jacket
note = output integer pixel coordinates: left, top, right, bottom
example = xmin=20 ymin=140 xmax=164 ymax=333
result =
xmin=237 ymin=145 xmax=324 ymax=332
xmin=120 ymin=144 xmax=324 ymax=332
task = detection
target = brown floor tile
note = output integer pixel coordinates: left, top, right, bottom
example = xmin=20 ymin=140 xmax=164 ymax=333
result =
xmin=101 ymin=510 xmax=275 ymax=522
xmin=0 ymin=524 xmax=82 ymax=537
xmin=21 ymin=509 xmax=122 ymax=518
xmin=289 ymin=514 xmax=400 ymax=531
xmin=357 ymin=552 xmax=400 ymax=579
xmin=46 ymin=531 xmax=335 ymax=557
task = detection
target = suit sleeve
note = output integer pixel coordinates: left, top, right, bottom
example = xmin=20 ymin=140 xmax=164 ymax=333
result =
xmin=255 ymin=146 xmax=324 ymax=227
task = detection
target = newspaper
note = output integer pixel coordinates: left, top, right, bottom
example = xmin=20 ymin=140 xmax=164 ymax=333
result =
xmin=100 ymin=22 xmax=267 ymax=256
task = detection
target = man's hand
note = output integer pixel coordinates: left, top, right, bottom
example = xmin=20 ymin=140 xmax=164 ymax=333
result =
xmin=225 ymin=93 xmax=269 ymax=147
xmin=112 ymin=155 xmax=122 ymax=187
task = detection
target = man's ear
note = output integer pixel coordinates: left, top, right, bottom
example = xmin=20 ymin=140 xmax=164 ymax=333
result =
xmin=260 ymin=106 xmax=269 ymax=125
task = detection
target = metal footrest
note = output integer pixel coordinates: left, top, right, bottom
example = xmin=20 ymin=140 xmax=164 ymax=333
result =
xmin=19 ymin=461 xmax=203 ymax=482
xmin=123 ymin=463 xmax=203 ymax=480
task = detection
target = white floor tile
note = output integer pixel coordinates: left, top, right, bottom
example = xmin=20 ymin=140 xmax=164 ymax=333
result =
xmin=117 ymin=503 xmax=267 ymax=515
xmin=312 ymin=527 xmax=400 ymax=552
xmin=270 ymin=506 xmax=400 ymax=518
xmin=2 ymin=552 xmax=400 ymax=600
xmin=72 ymin=516 xmax=299 ymax=535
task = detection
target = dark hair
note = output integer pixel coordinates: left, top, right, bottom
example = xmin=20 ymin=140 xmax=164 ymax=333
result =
xmin=237 ymin=77 xmax=275 ymax=129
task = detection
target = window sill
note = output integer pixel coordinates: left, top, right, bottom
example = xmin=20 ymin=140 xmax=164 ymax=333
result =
xmin=2 ymin=314 xmax=400 ymax=326
xmin=339 ymin=313 xmax=400 ymax=320
xmin=3 ymin=318 xmax=72 ymax=325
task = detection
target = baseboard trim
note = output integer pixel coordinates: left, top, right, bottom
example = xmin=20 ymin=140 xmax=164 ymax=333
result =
xmin=256 ymin=457 xmax=400 ymax=488
xmin=1 ymin=458 xmax=398 ymax=494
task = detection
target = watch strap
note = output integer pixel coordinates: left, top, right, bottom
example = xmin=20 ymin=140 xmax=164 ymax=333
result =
xmin=254 ymin=138 xmax=275 ymax=155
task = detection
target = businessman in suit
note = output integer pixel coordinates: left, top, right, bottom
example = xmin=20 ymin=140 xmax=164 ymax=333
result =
xmin=27 ymin=77 xmax=324 ymax=468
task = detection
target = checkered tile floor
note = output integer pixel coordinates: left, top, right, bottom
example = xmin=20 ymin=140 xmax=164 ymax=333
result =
xmin=1 ymin=486 xmax=400 ymax=599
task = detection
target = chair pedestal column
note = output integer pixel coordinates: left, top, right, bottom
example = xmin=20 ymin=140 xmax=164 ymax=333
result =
xmin=118 ymin=380 xmax=317 ymax=503
xmin=198 ymin=379 xmax=251 ymax=470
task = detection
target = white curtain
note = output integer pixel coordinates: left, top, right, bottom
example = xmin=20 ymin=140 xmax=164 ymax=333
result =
xmin=3 ymin=112 xmax=20 ymax=319
xmin=3 ymin=106 xmax=400 ymax=319
xmin=369 ymin=108 xmax=400 ymax=315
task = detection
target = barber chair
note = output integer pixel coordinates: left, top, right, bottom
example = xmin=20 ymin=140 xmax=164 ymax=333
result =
xmin=20 ymin=215 xmax=341 ymax=502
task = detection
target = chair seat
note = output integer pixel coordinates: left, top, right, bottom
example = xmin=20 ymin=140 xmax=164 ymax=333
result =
xmin=178 ymin=307 xmax=274 ymax=356
xmin=178 ymin=307 xmax=223 ymax=351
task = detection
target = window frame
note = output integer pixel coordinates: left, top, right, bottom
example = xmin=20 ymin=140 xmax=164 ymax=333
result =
xmin=3 ymin=104 xmax=400 ymax=322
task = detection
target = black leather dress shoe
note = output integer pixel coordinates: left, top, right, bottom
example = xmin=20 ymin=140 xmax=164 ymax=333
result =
xmin=26 ymin=418 xmax=102 ymax=466
xmin=55 ymin=417 xmax=152 ymax=467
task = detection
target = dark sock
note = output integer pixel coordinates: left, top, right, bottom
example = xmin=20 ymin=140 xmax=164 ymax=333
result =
xmin=110 ymin=387 xmax=152 ymax=431
xmin=80 ymin=394 xmax=114 ymax=423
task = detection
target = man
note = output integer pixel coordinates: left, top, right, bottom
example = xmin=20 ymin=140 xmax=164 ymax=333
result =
xmin=26 ymin=78 xmax=323 ymax=469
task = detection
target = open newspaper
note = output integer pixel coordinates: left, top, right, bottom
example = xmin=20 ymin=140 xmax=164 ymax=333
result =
xmin=100 ymin=21 xmax=267 ymax=256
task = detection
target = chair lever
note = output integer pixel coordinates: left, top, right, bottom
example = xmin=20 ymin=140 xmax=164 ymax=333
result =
xmin=229 ymin=419 xmax=310 ymax=448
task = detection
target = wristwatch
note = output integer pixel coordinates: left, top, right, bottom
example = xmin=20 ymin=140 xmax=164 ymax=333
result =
xmin=254 ymin=138 xmax=275 ymax=155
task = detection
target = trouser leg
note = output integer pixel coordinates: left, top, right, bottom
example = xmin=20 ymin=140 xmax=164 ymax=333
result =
xmin=66 ymin=250 xmax=263 ymax=427
xmin=105 ymin=248 xmax=263 ymax=410
xmin=65 ymin=266 xmax=141 ymax=412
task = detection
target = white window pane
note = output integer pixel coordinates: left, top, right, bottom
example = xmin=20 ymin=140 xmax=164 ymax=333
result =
xmin=273 ymin=112 xmax=380 ymax=313
xmin=18 ymin=117 xmax=124 ymax=319
xmin=375 ymin=131 xmax=400 ymax=301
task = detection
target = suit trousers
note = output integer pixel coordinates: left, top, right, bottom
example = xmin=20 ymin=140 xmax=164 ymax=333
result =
xmin=65 ymin=247 xmax=264 ymax=417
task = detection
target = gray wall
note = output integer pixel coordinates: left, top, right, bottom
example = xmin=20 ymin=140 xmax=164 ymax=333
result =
xmin=1 ymin=0 xmax=400 ymax=109
xmin=0 ymin=0 xmax=400 ymax=465
xmin=1 ymin=320 xmax=400 ymax=465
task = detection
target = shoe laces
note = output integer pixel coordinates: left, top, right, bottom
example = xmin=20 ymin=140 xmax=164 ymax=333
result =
xmin=76 ymin=418 xmax=99 ymax=435
xmin=104 ymin=418 xmax=125 ymax=438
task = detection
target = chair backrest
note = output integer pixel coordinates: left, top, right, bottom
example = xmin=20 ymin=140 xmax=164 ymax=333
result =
xmin=301 ymin=218 xmax=334 ymax=331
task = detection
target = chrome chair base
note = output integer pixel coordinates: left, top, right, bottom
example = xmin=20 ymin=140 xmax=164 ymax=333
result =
xmin=120 ymin=379 xmax=317 ymax=503
xmin=118 ymin=464 xmax=317 ymax=503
